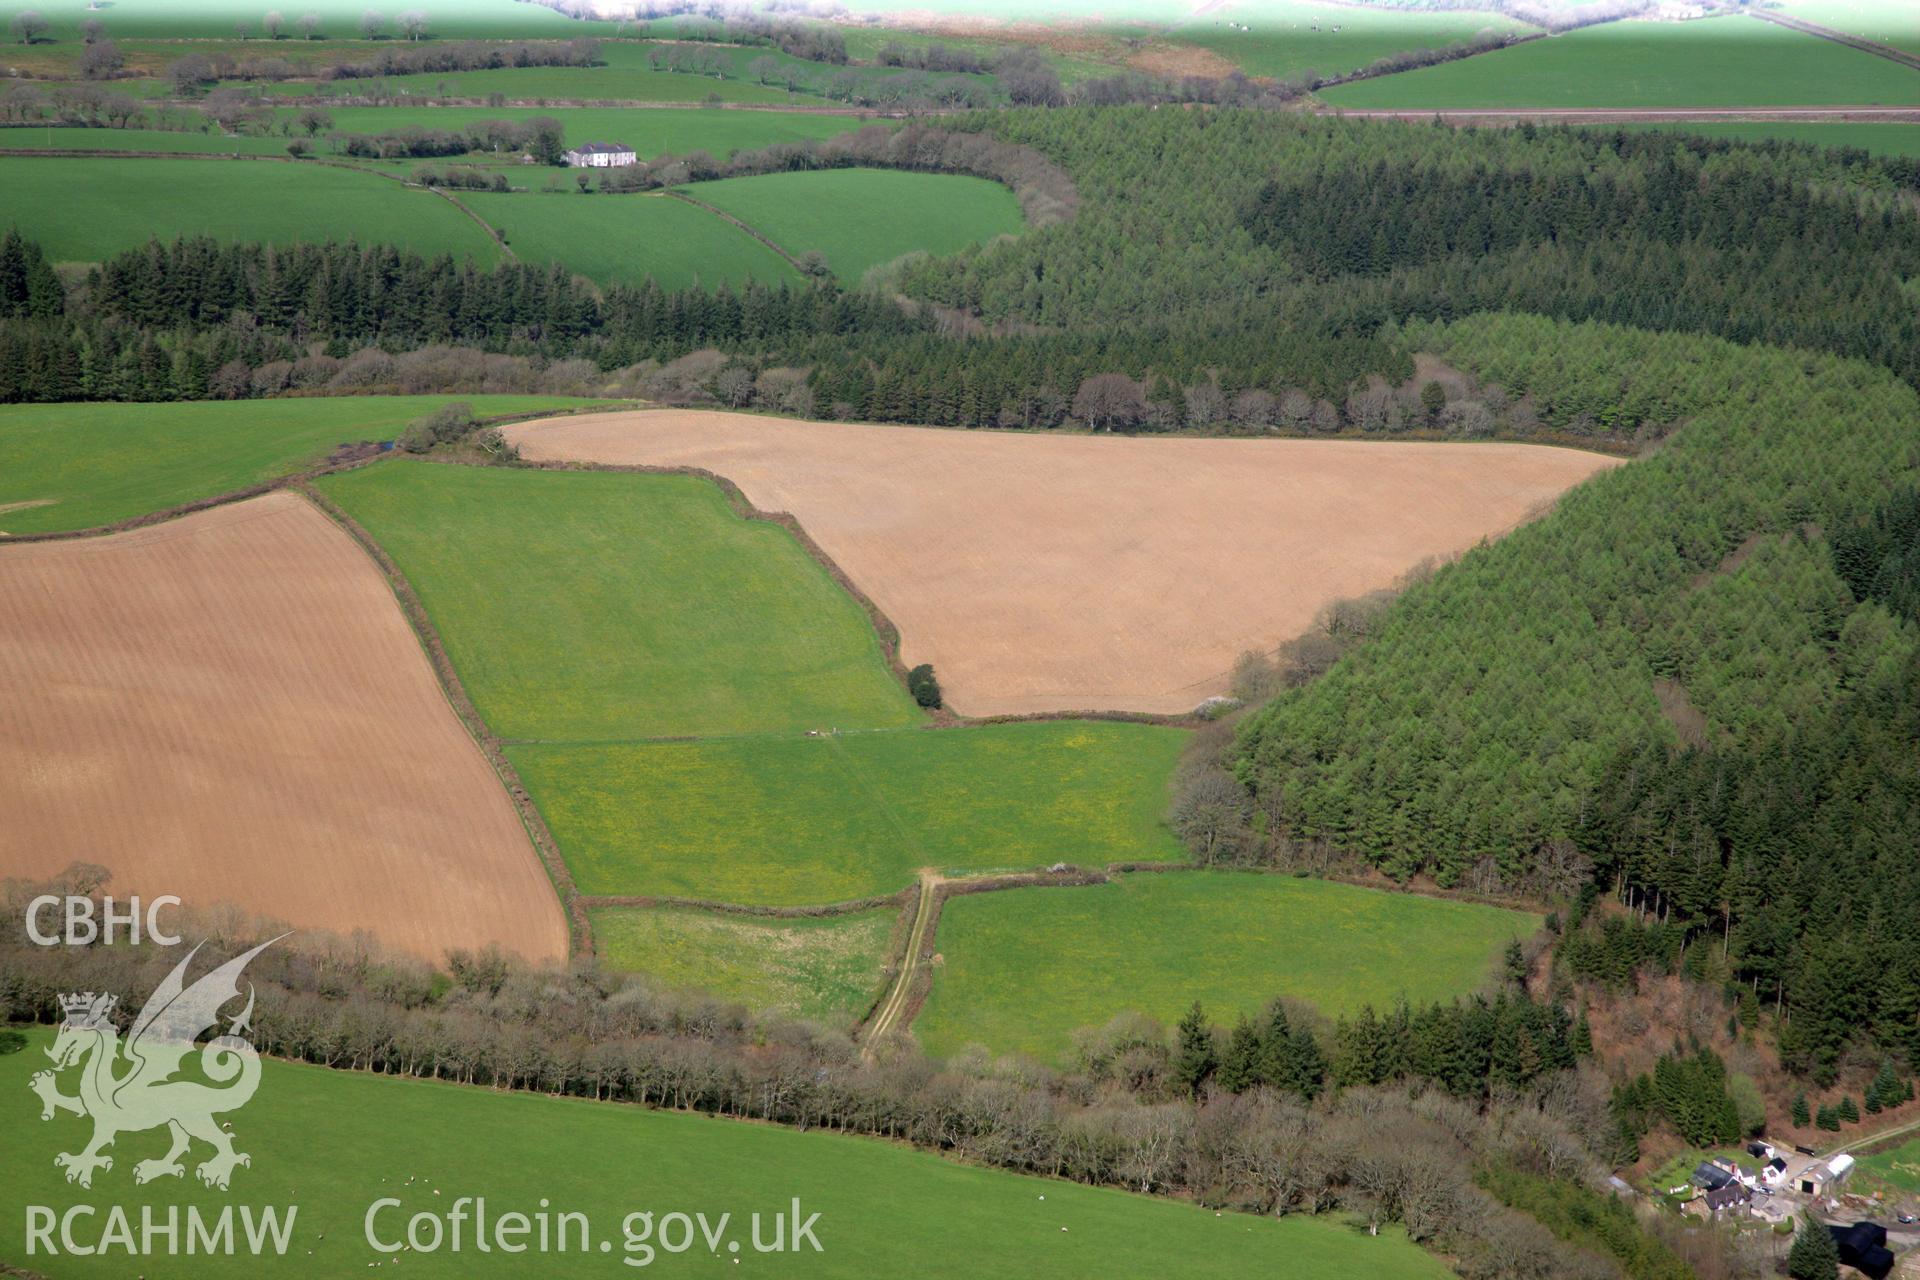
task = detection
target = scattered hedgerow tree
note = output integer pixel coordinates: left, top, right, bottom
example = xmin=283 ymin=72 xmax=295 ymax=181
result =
xmin=906 ymin=663 xmax=941 ymax=709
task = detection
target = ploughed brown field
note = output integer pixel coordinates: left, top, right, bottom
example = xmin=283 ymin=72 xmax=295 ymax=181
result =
xmin=507 ymin=410 xmax=1623 ymax=716
xmin=0 ymin=492 xmax=567 ymax=964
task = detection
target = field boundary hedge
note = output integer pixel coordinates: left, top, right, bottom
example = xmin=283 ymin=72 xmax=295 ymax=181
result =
xmin=506 ymin=453 xmax=1199 ymax=726
xmin=579 ymin=887 xmax=913 ymax=919
xmin=294 ymin=479 xmax=594 ymax=959
xmin=1749 ymin=10 xmax=1920 ymax=71
xmin=661 ymin=188 xmax=805 ymax=272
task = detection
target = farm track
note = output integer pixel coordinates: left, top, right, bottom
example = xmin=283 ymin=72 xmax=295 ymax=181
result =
xmin=863 ymin=873 xmax=938 ymax=1053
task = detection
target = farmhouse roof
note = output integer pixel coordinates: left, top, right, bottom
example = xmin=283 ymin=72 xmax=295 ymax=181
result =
xmin=571 ymin=141 xmax=633 ymax=154
xmin=1701 ymin=1185 xmax=1749 ymax=1212
xmin=1692 ymin=1162 xmax=1733 ymax=1190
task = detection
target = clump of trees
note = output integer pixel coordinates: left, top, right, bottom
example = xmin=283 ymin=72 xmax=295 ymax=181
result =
xmin=320 ymin=37 xmax=599 ymax=81
xmin=339 ymin=116 xmax=563 ymax=163
xmin=906 ymin=664 xmax=941 ymax=709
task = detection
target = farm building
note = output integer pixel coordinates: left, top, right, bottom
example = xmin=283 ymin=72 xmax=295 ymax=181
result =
xmin=1689 ymin=1184 xmax=1751 ymax=1220
xmin=1826 ymin=1221 xmax=1895 ymax=1280
xmin=1798 ymin=1153 xmax=1856 ymax=1195
xmin=564 ymin=141 xmax=637 ymax=168
xmin=1759 ymin=1156 xmax=1789 ymax=1186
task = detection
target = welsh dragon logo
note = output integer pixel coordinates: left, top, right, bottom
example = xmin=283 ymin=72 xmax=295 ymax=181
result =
xmin=29 ymin=937 xmax=282 ymax=1191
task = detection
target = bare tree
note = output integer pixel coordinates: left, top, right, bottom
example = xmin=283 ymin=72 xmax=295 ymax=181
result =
xmin=1230 ymin=387 xmax=1276 ymax=433
xmin=102 ymin=92 xmax=141 ymax=128
xmin=263 ymin=10 xmax=284 ymax=38
xmin=78 ymin=16 xmax=104 ymax=42
xmin=1183 ymin=379 xmax=1225 ymax=429
xmin=78 ymin=38 xmax=123 ymax=79
xmin=9 ymin=10 xmax=49 ymax=44
xmin=746 ymin=54 xmax=778 ymax=84
xmin=167 ymin=54 xmax=215 ymax=96
xmin=297 ymin=11 xmax=322 ymax=38
xmin=1170 ymin=768 xmax=1253 ymax=864
xmin=1072 ymin=373 xmax=1144 ymax=432
xmin=358 ymin=9 xmax=384 ymax=39
xmin=712 ymin=366 xmax=754 ymax=408
xmin=202 ymin=87 xmax=263 ymax=133
xmin=234 ymin=19 xmax=251 ymax=39
xmin=294 ymin=105 xmax=332 ymax=136
xmin=397 ymin=9 xmax=428 ymax=40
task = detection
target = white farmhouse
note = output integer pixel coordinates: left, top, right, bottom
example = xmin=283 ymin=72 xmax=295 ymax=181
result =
xmin=564 ymin=141 xmax=637 ymax=168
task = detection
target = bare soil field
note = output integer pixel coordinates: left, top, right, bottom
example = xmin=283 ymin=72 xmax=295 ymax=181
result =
xmin=505 ymin=411 xmax=1621 ymax=716
xmin=0 ymin=492 xmax=566 ymax=964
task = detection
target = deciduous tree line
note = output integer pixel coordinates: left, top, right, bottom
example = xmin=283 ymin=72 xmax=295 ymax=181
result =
xmin=1 ymin=892 xmax=1661 ymax=1280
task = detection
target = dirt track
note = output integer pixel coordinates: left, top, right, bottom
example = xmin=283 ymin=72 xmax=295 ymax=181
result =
xmin=505 ymin=411 xmax=1621 ymax=716
xmin=0 ymin=492 xmax=567 ymax=964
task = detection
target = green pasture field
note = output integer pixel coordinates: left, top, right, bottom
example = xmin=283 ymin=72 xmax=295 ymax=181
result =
xmin=832 ymin=25 xmax=1119 ymax=84
xmin=0 ymin=397 xmax=595 ymax=535
xmin=588 ymin=905 xmax=901 ymax=1026
xmin=315 ymin=462 xmax=920 ymax=740
xmin=290 ymin=104 xmax=875 ymax=158
xmin=1857 ymin=1134 xmax=1920 ymax=1195
xmin=0 ymin=0 xmax=611 ymax=41
xmin=916 ymin=872 xmax=1542 ymax=1062
xmin=511 ymin=721 xmax=1188 ymax=905
xmin=680 ymin=168 xmax=1027 ymax=284
xmin=0 ymin=1030 xmax=1447 ymax=1279
xmin=0 ymin=156 xmax=500 ymax=265
xmin=0 ymin=126 xmax=292 ymax=154
xmin=1174 ymin=1 xmax=1533 ymax=81
xmin=462 ymin=190 xmax=801 ymax=289
xmin=241 ymin=64 xmax=832 ymax=103
xmin=1778 ymin=0 xmax=1920 ymax=55
xmin=1320 ymin=15 xmax=1920 ymax=108
xmin=1619 ymin=120 xmax=1920 ymax=159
